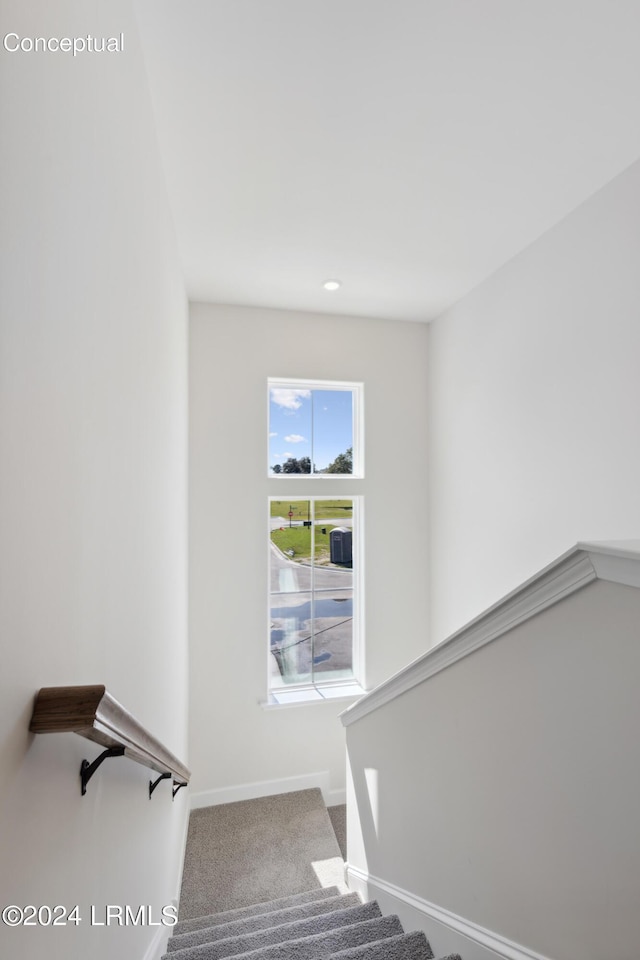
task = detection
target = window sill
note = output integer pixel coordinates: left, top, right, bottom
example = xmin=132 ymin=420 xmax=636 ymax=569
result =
xmin=261 ymin=681 xmax=367 ymax=709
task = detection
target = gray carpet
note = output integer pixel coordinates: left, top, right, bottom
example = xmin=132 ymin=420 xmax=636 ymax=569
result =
xmin=164 ymin=888 xmax=462 ymax=960
xmin=173 ymin=790 xmax=462 ymax=960
xmin=168 ymin=893 xmax=361 ymax=953
xmin=332 ymin=931 xmax=434 ymax=960
xmin=327 ymin=803 xmax=347 ymax=859
xmin=174 ymin=888 xmax=341 ymax=937
xmin=165 ymin=915 xmax=407 ymax=960
xmin=167 ymin=901 xmax=382 ymax=959
xmin=179 ymin=789 xmax=345 ymax=920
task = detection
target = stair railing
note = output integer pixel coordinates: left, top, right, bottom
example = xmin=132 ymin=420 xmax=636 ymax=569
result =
xmin=29 ymin=684 xmax=190 ymax=798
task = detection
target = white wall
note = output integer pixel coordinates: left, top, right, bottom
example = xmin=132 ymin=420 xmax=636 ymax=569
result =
xmin=345 ymin=575 xmax=640 ymax=960
xmin=189 ymin=303 xmax=428 ymax=803
xmin=427 ymin=159 xmax=640 ymax=643
xmin=0 ymin=3 xmax=188 ymax=958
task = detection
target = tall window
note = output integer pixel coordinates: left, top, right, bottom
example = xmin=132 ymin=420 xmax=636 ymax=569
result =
xmin=267 ymin=379 xmax=364 ymax=704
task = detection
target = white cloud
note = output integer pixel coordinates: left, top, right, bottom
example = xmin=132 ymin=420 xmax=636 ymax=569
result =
xmin=270 ymin=388 xmax=311 ymax=410
xmin=269 ymin=432 xmax=278 ymax=437
xmin=284 ymin=434 xmax=306 ymax=444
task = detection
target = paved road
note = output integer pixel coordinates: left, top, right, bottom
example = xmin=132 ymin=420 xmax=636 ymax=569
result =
xmin=269 ymin=537 xmax=353 ymax=683
xmin=269 ymin=541 xmax=352 ymax=592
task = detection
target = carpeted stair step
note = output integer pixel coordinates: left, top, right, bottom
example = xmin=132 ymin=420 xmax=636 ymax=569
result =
xmin=180 ymin=914 xmax=406 ymax=960
xmin=174 ymin=791 xmax=458 ymax=959
xmin=168 ymin=893 xmax=361 ymax=953
xmin=329 ymin=929 xmax=434 ymax=960
xmin=174 ymin=887 xmax=341 ymax=936
xmin=163 ymin=900 xmax=383 ymax=960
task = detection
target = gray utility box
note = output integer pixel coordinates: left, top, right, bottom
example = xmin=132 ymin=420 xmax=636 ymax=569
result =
xmin=330 ymin=527 xmax=352 ymax=566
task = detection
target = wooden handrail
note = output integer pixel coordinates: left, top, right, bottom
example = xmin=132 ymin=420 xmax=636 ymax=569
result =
xmin=29 ymin=685 xmax=190 ymax=794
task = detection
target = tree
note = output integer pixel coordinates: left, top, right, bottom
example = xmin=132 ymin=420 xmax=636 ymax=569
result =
xmin=271 ymin=463 xmax=282 ymax=474
xmin=325 ymin=446 xmax=352 ymax=474
xmin=281 ymin=456 xmax=311 ymax=474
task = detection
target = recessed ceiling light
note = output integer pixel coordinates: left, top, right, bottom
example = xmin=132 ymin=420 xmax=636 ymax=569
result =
xmin=322 ymin=279 xmax=341 ymax=291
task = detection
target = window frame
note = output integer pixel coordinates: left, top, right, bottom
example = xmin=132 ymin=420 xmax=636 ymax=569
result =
xmin=266 ymin=495 xmax=364 ymax=705
xmin=265 ymin=377 xmax=366 ymax=707
xmin=267 ymin=377 xmax=364 ymax=479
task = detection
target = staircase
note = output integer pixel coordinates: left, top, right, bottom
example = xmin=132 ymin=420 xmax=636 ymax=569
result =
xmin=163 ymin=886 xmax=461 ymax=960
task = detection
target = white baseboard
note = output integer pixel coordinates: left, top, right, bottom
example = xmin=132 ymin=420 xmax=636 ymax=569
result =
xmin=346 ymin=865 xmax=554 ymax=960
xmin=190 ymin=771 xmax=344 ymax=809
xmin=326 ymin=787 xmax=346 ymax=806
xmin=174 ymin=804 xmax=190 ymax=908
xmin=141 ymin=920 xmax=171 ymax=960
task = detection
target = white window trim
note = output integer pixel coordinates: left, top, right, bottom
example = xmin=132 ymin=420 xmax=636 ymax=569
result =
xmin=261 ymin=680 xmax=368 ymax=709
xmin=266 ymin=377 xmax=366 ymax=706
xmin=267 ymin=377 xmax=364 ymax=479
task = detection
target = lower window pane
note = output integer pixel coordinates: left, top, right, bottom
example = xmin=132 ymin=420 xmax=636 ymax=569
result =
xmin=269 ymin=590 xmax=313 ymax=685
xmin=269 ymin=499 xmax=355 ymax=689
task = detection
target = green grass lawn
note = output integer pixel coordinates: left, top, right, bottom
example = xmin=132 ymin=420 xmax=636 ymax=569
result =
xmin=270 ymin=500 xmax=352 ymax=520
xmin=271 ymin=524 xmax=341 ymax=562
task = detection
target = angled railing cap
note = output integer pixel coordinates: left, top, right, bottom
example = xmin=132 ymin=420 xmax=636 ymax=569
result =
xmin=341 ymin=539 xmax=640 ymax=727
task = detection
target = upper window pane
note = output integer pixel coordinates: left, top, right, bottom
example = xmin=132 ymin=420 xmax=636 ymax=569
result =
xmin=268 ymin=379 xmax=361 ymax=477
xmin=313 ymin=390 xmax=353 ymax=474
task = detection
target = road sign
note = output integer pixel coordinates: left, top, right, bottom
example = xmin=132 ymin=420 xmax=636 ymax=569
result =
xmin=288 ymin=511 xmax=294 ymax=517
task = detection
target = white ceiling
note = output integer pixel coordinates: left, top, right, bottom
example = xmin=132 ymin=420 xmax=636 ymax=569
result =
xmin=135 ymin=0 xmax=640 ymax=322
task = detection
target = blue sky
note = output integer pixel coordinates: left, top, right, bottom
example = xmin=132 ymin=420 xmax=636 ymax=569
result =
xmin=269 ymin=387 xmax=353 ymax=472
